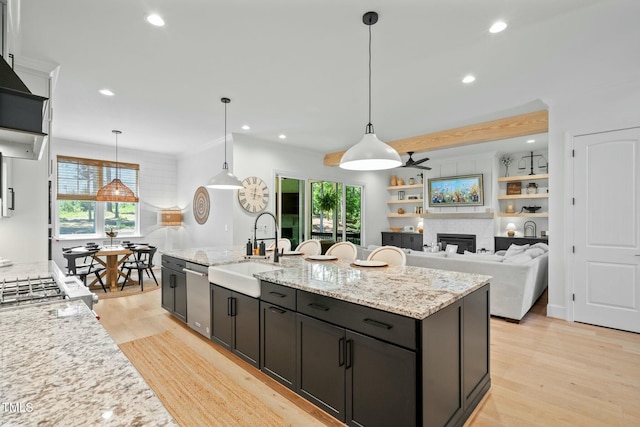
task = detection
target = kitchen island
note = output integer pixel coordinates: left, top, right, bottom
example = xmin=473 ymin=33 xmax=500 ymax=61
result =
xmin=0 ymin=299 xmax=177 ymax=427
xmin=163 ymin=247 xmax=492 ymax=427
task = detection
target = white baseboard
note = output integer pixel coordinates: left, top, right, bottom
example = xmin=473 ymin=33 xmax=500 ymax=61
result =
xmin=546 ymin=303 xmax=566 ymax=320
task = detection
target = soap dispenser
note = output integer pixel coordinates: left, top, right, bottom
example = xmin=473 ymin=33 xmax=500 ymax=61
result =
xmin=259 ymin=241 xmax=266 ymax=256
xmin=246 ymin=239 xmax=252 ymax=256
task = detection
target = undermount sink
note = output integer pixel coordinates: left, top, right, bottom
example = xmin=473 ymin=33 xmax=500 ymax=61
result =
xmin=208 ymin=262 xmax=283 ymax=298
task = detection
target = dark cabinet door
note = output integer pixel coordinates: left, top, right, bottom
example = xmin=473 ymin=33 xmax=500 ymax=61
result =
xmin=161 ymin=268 xmax=186 ymax=322
xmin=173 ymin=271 xmax=187 ymax=322
xmin=402 ymin=233 xmax=423 ymax=251
xmin=346 ymin=330 xmax=417 ymax=427
xmin=211 ymin=284 xmax=233 ymax=350
xmin=161 ymin=268 xmax=174 ymax=312
xmin=233 ymin=292 xmax=260 ymax=367
xmin=381 ymin=232 xmax=400 ymax=247
xmin=261 ymin=302 xmax=296 ymax=389
xmin=297 ymin=314 xmax=346 ymax=422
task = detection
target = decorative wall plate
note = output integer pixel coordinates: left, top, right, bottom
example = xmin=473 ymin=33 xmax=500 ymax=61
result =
xmin=193 ymin=186 xmax=210 ymax=224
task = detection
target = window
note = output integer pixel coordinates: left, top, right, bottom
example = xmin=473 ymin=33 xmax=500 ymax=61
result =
xmin=57 ymin=155 xmax=139 ymax=237
xmin=309 ymin=180 xmax=362 ymax=245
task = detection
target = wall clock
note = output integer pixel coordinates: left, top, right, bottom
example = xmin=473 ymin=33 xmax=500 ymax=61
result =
xmin=238 ymin=176 xmax=269 ymax=213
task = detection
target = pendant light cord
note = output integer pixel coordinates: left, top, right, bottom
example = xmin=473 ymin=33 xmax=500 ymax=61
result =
xmin=221 ymin=97 xmax=230 ymax=170
xmin=366 ymin=18 xmax=374 ymax=135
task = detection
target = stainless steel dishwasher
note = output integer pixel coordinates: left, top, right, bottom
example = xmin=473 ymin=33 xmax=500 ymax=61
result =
xmin=183 ymin=261 xmax=210 ymax=338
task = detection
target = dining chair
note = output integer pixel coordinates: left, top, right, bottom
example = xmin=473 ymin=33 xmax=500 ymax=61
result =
xmin=325 ymin=241 xmax=358 ymax=260
xmin=267 ymin=238 xmax=291 ymax=252
xmin=295 ymin=239 xmax=322 ymax=256
xmin=62 ymin=249 xmax=107 ymax=292
xmin=367 ymin=246 xmax=407 ymax=266
xmin=120 ymin=246 xmax=159 ymax=291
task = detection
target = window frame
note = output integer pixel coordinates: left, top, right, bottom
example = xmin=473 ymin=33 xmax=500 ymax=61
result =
xmin=55 ymin=155 xmax=140 ymax=239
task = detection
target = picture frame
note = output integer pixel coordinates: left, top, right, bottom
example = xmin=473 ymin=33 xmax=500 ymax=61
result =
xmin=397 ymin=190 xmax=405 ymax=200
xmin=428 ymin=174 xmax=484 ymax=207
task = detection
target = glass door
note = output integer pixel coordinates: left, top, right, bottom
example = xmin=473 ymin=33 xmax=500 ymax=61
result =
xmin=276 ymin=176 xmax=306 ymax=249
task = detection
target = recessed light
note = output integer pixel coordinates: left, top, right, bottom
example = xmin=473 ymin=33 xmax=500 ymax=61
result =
xmin=99 ymin=89 xmax=114 ymax=96
xmin=462 ymin=75 xmax=476 ymax=84
xmin=278 ymin=134 xmax=286 ymax=139
xmin=489 ymin=21 xmax=507 ymax=34
xmin=242 ymin=125 xmax=250 ymax=130
xmin=527 ymin=139 xmax=535 ymax=144
xmin=146 ymin=14 xmax=165 ymax=27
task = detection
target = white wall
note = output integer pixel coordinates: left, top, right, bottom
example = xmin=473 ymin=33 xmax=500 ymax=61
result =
xmin=51 ymin=138 xmax=178 ymax=268
xmin=232 ymin=134 xmax=388 ymax=249
xmin=176 ymin=138 xmax=234 ymax=249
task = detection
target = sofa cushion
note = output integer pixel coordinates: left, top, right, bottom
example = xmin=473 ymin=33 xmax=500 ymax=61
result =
xmin=503 ymin=253 xmax=533 ymax=264
xmin=532 ymin=242 xmax=549 ymax=252
xmin=459 ymin=251 xmax=505 ymax=262
xmin=505 ymin=244 xmax=530 ymax=258
xmin=525 ymin=247 xmax=545 ymax=258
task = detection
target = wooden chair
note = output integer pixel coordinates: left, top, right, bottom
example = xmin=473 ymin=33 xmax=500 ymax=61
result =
xmin=120 ymin=246 xmax=159 ymax=291
xmin=295 ymin=239 xmax=322 ymax=256
xmin=62 ymin=248 xmax=107 ymax=292
xmin=325 ymin=241 xmax=358 ymax=260
xmin=367 ymin=246 xmax=407 ymax=266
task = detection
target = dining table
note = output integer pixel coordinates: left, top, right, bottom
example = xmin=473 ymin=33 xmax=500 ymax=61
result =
xmin=91 ymin=245 xmax=133 ymax=291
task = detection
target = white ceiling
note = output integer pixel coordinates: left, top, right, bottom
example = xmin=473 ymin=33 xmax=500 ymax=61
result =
xmin=9 ymin=0 xmax=639 ymax=157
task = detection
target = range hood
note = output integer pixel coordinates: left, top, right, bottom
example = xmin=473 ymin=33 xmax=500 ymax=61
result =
xmin=0 ymin=56 xmax=48 ymax=160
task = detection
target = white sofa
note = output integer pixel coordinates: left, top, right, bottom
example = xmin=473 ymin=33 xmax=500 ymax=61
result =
xmin=360 ymin=244 xmax=548 ymax=322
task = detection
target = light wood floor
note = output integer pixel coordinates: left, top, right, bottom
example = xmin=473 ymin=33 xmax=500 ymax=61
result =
xmin=95 ymin=287 xmax=640 ymax=427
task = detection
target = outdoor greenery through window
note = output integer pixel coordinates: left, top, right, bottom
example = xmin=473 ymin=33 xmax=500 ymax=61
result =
xmin=310 ymin=180 xmax=362 ymax=245
xmin=57 ymin=155 xmax=139 ymax=237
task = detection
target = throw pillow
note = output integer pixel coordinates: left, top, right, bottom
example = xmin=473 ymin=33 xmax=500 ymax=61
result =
xmin=525 ymin=247 xmax=545 ymax=258
xmin=532 ymin=242 xmax=549 ymax=252
xmin=503 ymin=253 xmax=533 ymax=264
xmin=504 ymin=243 xmax=530 ymax=258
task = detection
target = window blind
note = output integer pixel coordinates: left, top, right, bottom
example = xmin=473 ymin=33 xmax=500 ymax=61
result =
xmin=57 ymin=155 xmax=139 ymax=201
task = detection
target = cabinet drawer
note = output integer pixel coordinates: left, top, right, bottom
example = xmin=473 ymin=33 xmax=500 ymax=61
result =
xmin=297 ymin=291 xmax=417 ymax=350
xmin=162 ymin=255 xmax=186 ymax=272
xmin=260 ymin=281 xmax=296 ymax=310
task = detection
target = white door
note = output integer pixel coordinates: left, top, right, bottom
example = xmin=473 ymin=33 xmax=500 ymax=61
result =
xmin=573 ymin=127 xmax=640 ymax=333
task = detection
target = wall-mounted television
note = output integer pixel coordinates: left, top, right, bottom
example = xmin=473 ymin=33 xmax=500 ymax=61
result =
xmin=428 ymin=174 xmax=484 ymax=207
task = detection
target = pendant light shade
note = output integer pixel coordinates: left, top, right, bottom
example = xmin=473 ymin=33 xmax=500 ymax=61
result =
xmin=207 ymin=97 xmax=243 ymax=190
xmin=340 ymin=11 xmax=402 ymax=171
xmin=96 ymin=130 xmax=138 ymax=203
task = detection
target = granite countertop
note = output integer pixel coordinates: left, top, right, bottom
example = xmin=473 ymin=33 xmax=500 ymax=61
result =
xmin=164 ymin=247 xmax=491 ymax=320
xmin=0 ymin=300 xmax=176 ymax=427
xmin=0 ymin=261 xmax=53 ymax=282
xmin=255 ymin=257 xmax=490 ymax=319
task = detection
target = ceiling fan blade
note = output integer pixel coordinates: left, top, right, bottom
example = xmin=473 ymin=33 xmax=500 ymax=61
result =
xmin=414 ymin=165 xmax=432 ymax=170
xmin=412 ymin=157 xmax=430 ymax=165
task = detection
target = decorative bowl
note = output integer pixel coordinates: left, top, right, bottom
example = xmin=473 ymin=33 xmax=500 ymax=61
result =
xmin=523 ymin=206 xmax=541 ymax=213
xmin=389 ymin=227 xmax=403 ymax=232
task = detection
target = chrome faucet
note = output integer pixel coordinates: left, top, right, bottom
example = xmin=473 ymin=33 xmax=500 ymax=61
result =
xmin=254 ymin=211 xmax=279 ymax=263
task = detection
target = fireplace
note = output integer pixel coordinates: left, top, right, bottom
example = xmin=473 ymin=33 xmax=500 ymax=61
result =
xmin=437 ymin=233 xmax=476 ymax=254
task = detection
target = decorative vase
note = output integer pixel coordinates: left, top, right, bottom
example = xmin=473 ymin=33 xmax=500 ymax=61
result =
xmin=408 ymin=178 xmax=415 ymax=185
xmin=397 ymin=178 xmax=404 ymax=186
xmin=390 ymin=175 xmax=397 ymax=186
xmin=397 ymin=207 xmax=404 ymax=214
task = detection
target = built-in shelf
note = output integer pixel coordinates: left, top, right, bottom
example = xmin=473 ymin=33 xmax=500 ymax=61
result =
xmin=498 ymin=173 xmax=549 ymax=182
xmin=387 ymin=199 xmax=423 ymax=204
xmin=387 ymin=213 xmax=421 ymax=218
xmin=497 ymin=213 xmax=549 ymax=218
xmin=421 ymin=212 xmax=494 ymax=219
xmin=498 ymin=194 xmax=549 ymax=200
xmin=387 ymin=184 xmax=424 ymax=190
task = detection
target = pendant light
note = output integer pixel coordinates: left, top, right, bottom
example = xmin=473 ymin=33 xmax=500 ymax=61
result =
xmin=207 ymin=97 xmax=243 ymax=190
xmin=340 ymin=11 xmax=402 ymax=171
xmin=96 ymin=130 xmax=138 ymax=203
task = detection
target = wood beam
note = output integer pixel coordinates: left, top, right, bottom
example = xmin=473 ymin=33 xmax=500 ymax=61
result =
xmin=323 ymin=110 xmax=548 ymax=167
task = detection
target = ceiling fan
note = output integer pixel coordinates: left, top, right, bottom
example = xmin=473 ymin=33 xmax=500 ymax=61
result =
xmin=401 ymin=152 xmax=431 ymax=170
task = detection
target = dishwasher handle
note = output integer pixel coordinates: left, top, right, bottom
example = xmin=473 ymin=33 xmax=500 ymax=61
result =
xmin=182 ymin=268 xmax=207 ymax=277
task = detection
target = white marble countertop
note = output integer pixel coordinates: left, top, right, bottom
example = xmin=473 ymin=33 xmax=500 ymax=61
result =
xmin=0 ymin=261 xmax=53 ymax=282
xmin=0 ymin=300 xmax=177 ymax=427
xmin=164 ymin=247 xmax=491 ymax=320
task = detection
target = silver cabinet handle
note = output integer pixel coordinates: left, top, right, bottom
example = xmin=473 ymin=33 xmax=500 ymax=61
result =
xmin=182 ymin=268 xmax=206 ymax=277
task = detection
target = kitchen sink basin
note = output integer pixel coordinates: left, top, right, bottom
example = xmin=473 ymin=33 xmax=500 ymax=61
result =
xmin=208 ymin=262 xmax=283 ymax=298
